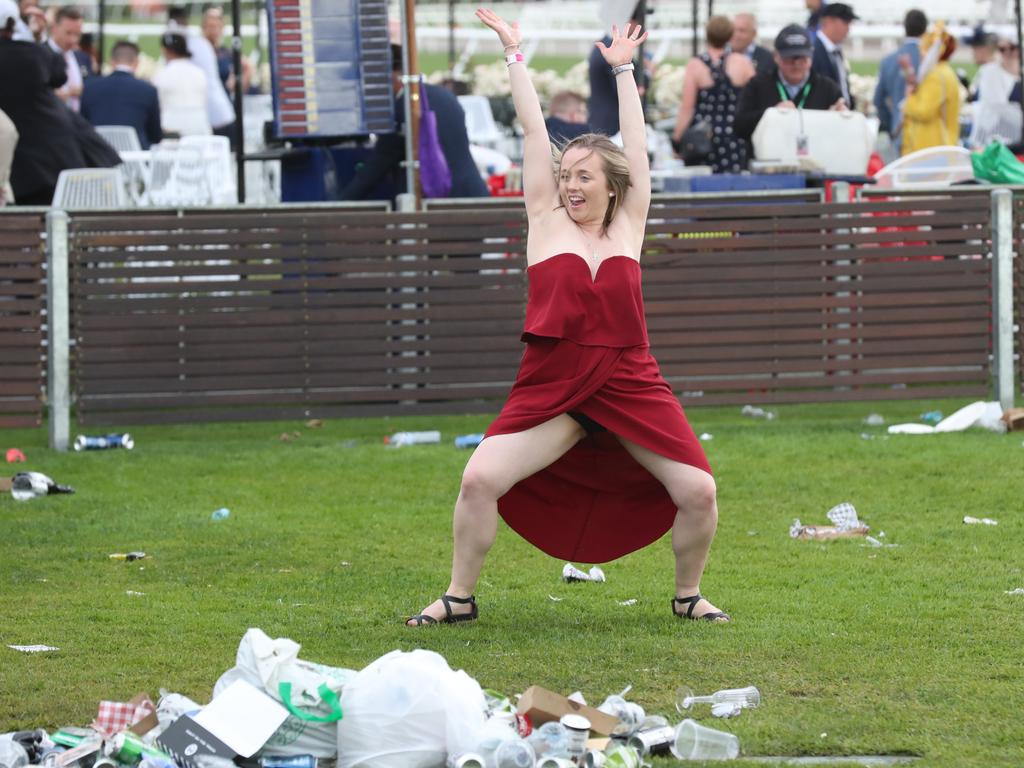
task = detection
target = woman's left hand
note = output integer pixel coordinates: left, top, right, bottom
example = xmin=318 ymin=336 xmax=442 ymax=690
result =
xmin=596 ymin=22 xmax=649 ymax=67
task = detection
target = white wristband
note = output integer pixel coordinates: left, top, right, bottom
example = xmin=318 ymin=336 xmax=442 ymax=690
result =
xmin=611 ymin=62 xmax=635 ymax=76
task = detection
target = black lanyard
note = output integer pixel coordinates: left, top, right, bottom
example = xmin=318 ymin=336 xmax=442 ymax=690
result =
xmin=776 ymin=80 xmax=811 ymax=108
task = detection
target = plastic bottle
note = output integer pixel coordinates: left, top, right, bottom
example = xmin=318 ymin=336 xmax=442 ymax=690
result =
xmin=10 ymin=472 xmax=76 ymax=501
xmin=384 ymin=430 xmax=441 ymax=447
xmin=454 ymin=434 xmax=486 ymax=449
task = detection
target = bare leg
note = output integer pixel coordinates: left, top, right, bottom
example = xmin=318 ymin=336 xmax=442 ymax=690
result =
xmin=617 ymin=436 xmax=727 ymax=620
xmin=407 ymin=414 xmax=585 ymax=625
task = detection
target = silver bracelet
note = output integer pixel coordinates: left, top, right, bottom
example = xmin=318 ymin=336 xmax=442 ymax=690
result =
xmin=611 ymin=62 xmax=635 ymax=76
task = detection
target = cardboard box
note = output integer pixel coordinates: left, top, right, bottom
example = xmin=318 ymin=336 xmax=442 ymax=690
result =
xmin=1002 ymin=407 xmax=1024 ymax=431
xmin=516 ymin=686 xmax=620 ymax=736
xmin=129 ymin=693 xmax=160 ymax=736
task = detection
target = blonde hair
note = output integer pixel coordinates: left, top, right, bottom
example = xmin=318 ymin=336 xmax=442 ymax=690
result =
xmin=552 ymin=133 xmax=632 ymax=233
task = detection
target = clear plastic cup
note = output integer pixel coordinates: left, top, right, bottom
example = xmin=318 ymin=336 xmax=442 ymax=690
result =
xmin=527 ymin=721 xmax=568 ymax=758
xmin=494 ymin=738 xmax=536 ymax=768
xmin=670 ymin=719 xmax=740 ymax=761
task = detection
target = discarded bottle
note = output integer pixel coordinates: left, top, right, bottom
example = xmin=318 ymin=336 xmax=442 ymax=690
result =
xmin=384 ymin=430 xmax=441 ymax=447
xmin=676 ymin=684 xmax=761 ymax=713
xmin=454 ymin=433 xmax=485 ymax=449
xmin=211 ymin=507 xmax=230 ymax=521
xmin=104 ymin=732 xmax=171 ymax=764
xmin=74 ymin=433 xmax=134 ymax=451
xmin=10 ymin=472 xmax=75 ymax=501
xmin=626 ymin=725 xmax=676 ymax=757
xmin=109 ymin=552 xmax=146 ymax=562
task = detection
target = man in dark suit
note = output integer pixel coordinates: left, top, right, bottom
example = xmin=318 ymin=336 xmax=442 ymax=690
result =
xmin=729 ymin=13 xmax=774 ymax=74
xmin=545 ymin=91 xmax=590 ymax=144
xmin=81 ymin=40 xmax=162 ymax=148
xmin=734 ymin=24 xmax=846 ymax=144
xmin=339 ymin=44 xmax=488 ymax=201
xmin=812 ymin=2 xmax=858 ymax=109
xmin=0 ymin=0 xmax=85 ymax=204
xmin=588 ymin=1 xmax=645 ymax=135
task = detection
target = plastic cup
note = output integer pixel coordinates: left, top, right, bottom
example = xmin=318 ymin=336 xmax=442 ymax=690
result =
xmin=494 ymin=739 xmax=536 ymax=768
xmin=670 ymin=719 xmax=740 ymax=761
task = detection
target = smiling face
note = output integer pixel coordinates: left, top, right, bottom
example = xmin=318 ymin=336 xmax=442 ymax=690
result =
xmin=558 ymin=147 xmax=611 ymax=225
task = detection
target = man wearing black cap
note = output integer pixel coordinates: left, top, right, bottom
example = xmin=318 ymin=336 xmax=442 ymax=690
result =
xmin=812 ymin=2 xmax=858 ymax=109
xmin=734 ymin=24 xmax=845 ymax=145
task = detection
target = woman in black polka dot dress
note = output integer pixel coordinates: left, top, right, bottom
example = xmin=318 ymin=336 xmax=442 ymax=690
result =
xmin=672 ymin=15 xmax=754 ymax=174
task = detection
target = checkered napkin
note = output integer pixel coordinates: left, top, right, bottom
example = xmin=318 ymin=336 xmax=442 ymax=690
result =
xmin=826 ymin=502 xmax=862 ymax=531
xmin=92 ymin=698 xmax=155 ymax=736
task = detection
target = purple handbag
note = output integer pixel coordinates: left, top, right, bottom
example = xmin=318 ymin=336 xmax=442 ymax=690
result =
xmin=418 ymin=78 xmax=453 ymax=198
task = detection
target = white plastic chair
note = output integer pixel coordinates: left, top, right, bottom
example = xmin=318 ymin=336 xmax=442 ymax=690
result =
xmin=457 ymin=95 xmax=504 ymax=149
xmin=872 ymin=146 xmax=975 ymax=188
xmin=51 ymin=168 xmax=128 ymax=209
xmin=180 ymin=135 xmax=236 ymax=204
xmin=147 ymin=145 xmax=212 ymax=206
xmin=95 ymin=125 xmax=143 ymax=155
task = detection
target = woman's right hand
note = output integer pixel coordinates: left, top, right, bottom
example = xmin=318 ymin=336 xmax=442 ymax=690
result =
xmin=476 ymin=7 xmax=521 ymax=49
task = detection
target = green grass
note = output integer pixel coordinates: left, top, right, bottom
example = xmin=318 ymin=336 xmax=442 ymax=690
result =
xmin=1 ymin=398 xmax=1021 ymax=766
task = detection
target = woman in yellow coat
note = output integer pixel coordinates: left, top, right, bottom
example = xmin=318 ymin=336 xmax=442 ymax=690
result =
xmin=900 ymin=24 xmax=961 ymax=155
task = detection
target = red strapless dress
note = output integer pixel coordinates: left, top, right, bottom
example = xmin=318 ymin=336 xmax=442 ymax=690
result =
xmin=485 ymin=253 xmax=711 ymax=564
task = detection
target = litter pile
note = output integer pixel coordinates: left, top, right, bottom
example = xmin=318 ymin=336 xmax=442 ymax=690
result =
xmin=2 ymin=628 xmax=759 ymax=767
xmin=790 ymin=502 xmax=870 ymax=541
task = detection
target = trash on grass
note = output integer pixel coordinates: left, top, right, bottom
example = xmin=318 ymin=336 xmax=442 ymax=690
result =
xmin=454 ymin=434 xmax=485 ymax=449
xmin=863 ymin=413 xmax=885 ymax=426
xmin=548 ymin=594 xmax=563 ymax=602
xmin=384 ymin=430 xmax=441 ymax=447
xmin=920 ymin=410 xmax=943 ymax=424
xmin=562 ymin=564 xmax=606 ymax=583
xmin=6 ymin=447 xmax=26 ymax=463
xmin=1004 ymin=588 xmax=1024 ymax=595
xmin=741 ymin=405 xmax=777 ymax=420
xmin=126 ymin=591 xmax=146 ymax=597
xmin=7 ymin=644 xmax=59 ymax=653
xmin=963 ymin=516 xmax=998 ymax=525
xmin=1002 ymin=408 xmax=1024 ymax=431
xmin=109 ymin=552 xmax=146 ymax=561
xmin=211 ymin=508 xmax=230 ymax=521
xmin=791 ymin=502 xmax=870 ymax=540
xmin=888 ymin=401 xmax=1006 ymax=435
xmin=74 ymin=433 xmax=134 ymax=451
xmin=617 ymin=599 xmax=637 ymax=606
xmin=699 ymin=433 xmax=713 ymax=441
xmin=11 ymin=472 xmax=75 ymax=501
xmin=676 ymin=685 xmax=760 ymax=713
xmin=304 ymin=419 xmax=324 ymax=429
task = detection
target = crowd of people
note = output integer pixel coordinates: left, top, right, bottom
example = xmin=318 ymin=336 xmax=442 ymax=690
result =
xmin=0 ymin=1 xmax=249 ymax=205
xmin=3 ymin=1 xmax=1024 ymax=206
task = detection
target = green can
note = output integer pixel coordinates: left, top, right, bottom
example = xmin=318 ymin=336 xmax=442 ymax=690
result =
xmin=104 ymin=733 xmax=169 ymax=764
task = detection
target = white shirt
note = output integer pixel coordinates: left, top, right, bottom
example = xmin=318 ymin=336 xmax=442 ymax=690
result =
xmin=152 ymin=58 xmax=212 ymax=136
xmin=48 ymin=39 xmax=83 ymax=112
xmin=168 ymin=21 xmax=235 ymax=128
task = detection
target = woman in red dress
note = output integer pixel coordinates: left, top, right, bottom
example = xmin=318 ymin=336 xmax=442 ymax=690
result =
xmin=407 ymin=8 xmax=729 ymax=625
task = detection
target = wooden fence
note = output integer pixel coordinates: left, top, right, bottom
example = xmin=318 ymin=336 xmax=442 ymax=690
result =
xmin=0 ymin=211 xmax=46 ymax=427
xmin=62 ymin=191 xmax=996 ymax=425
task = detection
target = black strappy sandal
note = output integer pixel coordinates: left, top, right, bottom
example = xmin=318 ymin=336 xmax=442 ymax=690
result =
xmin=406 ymin=594 xmax=478 ymax=626
xmin=672 ymin=594 xmax=730 ymax=622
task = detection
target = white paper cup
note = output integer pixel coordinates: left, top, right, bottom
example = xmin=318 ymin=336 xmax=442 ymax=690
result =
xmin=559 ymin=713 xmax=591 ymax=761
xmin=670 ymin=718 xmax=740 ymax=761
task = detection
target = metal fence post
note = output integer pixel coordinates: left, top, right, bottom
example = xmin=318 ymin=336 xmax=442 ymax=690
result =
xmin=46 ymin=210 xmax=70 ymax=451
xmin=990 ymin=188 xmax=1015 ymax=411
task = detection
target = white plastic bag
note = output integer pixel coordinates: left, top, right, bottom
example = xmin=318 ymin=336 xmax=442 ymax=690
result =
xmin=336 ymin=649 xmax=488 ymax=768
xmin=213 ymin=628 xmax=356 ymax=757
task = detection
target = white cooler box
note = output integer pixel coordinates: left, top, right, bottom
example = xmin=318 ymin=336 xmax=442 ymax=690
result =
xmin=752 ymin=107 xmax=876 ymax=175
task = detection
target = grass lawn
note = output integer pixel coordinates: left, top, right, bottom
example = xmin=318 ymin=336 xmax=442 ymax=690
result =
xmin=0 ymin=398 xmax=1021 ymax=766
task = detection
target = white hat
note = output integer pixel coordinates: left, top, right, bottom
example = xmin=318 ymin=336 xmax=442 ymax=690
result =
xmin=0 ymin=0 xmax=20 ymax=30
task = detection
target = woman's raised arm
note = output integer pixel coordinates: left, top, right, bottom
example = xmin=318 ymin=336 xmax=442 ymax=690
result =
xmin=596 ymin=23 xmax=651 ymax=219
xmin=476 ymin=8 xmax=557 ymax=216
